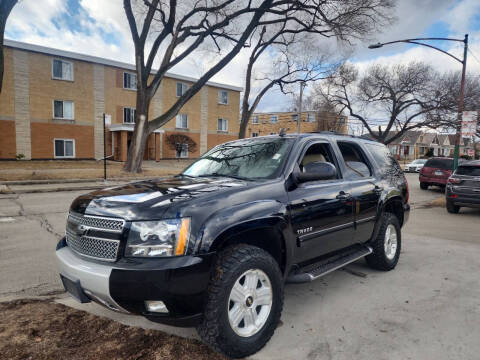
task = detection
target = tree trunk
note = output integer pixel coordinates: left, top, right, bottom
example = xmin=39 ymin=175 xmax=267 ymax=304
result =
xmin=123 ymin=95 xmax=150 ymax=173
xmin=0 ymin=0 xmax=18 ymax=93
xmin=239 ymin=109 xmax=251 ymax=139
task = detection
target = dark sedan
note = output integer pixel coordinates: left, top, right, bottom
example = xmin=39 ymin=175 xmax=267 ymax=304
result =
xmin=445 ymin=160 xmax=480 ymax=213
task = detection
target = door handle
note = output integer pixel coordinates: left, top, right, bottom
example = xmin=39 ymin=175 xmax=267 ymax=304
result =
xmin=374 ymin=186 xmax=384 ymax=194
xmin=336 ymin=192 xmax=351 ymax=201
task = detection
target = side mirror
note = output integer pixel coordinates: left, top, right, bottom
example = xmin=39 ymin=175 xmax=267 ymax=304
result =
xmin=295 ymin=161 xmax=337 ymax=183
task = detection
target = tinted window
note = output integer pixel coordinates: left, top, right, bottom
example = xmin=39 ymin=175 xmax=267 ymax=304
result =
xmin=299 ymin=142 xmax=339 ymax=179
xmin=183 ymin=138 xmax=294 ymax=180
xmin=456 ymin=166 xmax=480 ymax=176
xmin=424 ymin=158 xmax=453 ymax=170
xmin=337 ymin=142 xmax=371 ymax=178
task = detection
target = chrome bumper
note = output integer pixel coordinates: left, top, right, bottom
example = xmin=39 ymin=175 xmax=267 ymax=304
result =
xmin=56 ymin=246 xmax=129 ymax=313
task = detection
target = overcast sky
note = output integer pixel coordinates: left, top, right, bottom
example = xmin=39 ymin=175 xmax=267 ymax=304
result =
xmin=5 ymin=0 xmax=480 ymax=113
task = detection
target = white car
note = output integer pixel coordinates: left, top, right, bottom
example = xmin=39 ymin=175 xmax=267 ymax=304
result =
xmin=405 ymin=159 xmax=427 ymax=172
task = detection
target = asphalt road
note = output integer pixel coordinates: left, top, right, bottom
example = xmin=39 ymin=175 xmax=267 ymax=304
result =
xmin=1 ymin=173 xmax=480 ymax=359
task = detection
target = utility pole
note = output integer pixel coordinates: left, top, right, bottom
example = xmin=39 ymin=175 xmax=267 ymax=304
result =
xmin=453 ymin=34 xmax=468 ymax=170
xmin=297 ymin=82 xmax=305 ymax=133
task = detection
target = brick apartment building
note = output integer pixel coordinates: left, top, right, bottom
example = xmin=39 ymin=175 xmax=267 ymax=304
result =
xmin=0 ymin=40 xmax=242 ymax=161
xmin=247 ymin=110 xmax=348 ymax=137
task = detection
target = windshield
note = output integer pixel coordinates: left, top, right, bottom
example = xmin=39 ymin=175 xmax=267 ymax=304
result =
xmin=183 ymin=137 xmax=294 ymax=180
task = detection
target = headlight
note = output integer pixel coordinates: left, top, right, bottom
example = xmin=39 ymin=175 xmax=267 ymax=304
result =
xmin=126 ymin=218 xmax=190 ymax=257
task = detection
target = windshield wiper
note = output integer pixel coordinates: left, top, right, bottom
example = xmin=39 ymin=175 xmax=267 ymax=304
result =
xmin=198 ymin=173 xmax=249 ymax=181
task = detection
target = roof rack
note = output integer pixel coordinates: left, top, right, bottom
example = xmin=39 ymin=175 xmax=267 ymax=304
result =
xmin=309 ymin=131 xmax=360 ymax=139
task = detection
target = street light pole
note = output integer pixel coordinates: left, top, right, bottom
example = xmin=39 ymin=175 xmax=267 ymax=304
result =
xmin=368 ymin=34 xmax=468 ymax=169
xmin=297 ymin=82 xmax=305 ymax=133
xmin=453 ymin=34 xmax=468 ymax=169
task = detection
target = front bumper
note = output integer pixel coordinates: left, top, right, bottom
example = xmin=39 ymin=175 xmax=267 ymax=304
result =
xmin=56 ymin=238 xmax=215 ymax=327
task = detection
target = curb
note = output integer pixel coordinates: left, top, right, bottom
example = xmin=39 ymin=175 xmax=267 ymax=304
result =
xmin=10 ymin=184 xmax=113 ymax=194
xmin=1 ymin=176 xmax=160 ymax=186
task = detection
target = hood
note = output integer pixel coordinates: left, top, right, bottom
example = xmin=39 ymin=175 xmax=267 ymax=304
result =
xmin=70 ymin=176 xmax=249 ymax=220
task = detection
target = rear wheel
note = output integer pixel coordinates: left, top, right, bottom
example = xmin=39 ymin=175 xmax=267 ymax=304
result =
xmin=197 ymin=244 xmax=283 ymax=359
xmin=366 ymin=212 xmax=401 ymax=271
xmin=420 ymin=182 xmax=429 ymax=190
xmin=446 ymin=200 xmax=460 ymax=214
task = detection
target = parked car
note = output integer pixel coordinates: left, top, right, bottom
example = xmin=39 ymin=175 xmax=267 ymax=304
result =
xmin=445 ymin=160 xmax=480 ymax=213
xmin=56 ymin=133 xmax=409 ymax=359
xmin=419 ymin=157 xmax=455 ymax=189
xmin=405 ymin=158 xmax=427 ymax=173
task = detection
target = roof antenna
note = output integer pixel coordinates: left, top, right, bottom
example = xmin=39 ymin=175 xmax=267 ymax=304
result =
xmin=279 ymin=128 xmax=286 ymax=137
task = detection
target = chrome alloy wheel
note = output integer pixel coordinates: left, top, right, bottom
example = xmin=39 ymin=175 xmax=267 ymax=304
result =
xmin=384 ymin=224 xmax=398 ymax=260
xmin=227 ymin=269 xmax=273 ymax=337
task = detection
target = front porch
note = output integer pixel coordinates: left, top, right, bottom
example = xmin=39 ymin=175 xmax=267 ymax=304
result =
xmin=109 ymin=124 xmax=164 ymax=162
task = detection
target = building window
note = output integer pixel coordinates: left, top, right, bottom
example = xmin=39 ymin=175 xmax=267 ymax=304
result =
xmin=54 ymin=139 xmax=75 ymax=158
xmin=252 ymin=132 xmax=258 ymax=137
xmin=123 ymin=107 xmax=136 ymax=123
xmin=270 ymin=115 xmax=278 ymax=124
xmin=291 ymin=114 xmax=298 ymax=122
xmin=176 ymin=144 xmax=188 ymax=158
xmin=252 ymin=115 xmax=259 ymax=124
xmin=218 ymin=90 xmax=228 ymax=104
xmin=176 ymin=114 xmax=188 ymax=129
xmin=176 ymin=82 xmax=189 ymax=97
xmin=52 ymin=59 xmax=73 ymax=81
xmin=307 ymin=113 xmax=315 ymax=122
xmin=53 ymin=100 xmax=74 ymax=120
xmin=218 ymin=118 xmax=228 ymax=132
xmin=123 ymin=72 xmax=137 ymax=90
xmin=270 ymin=132 xmax=276 ymax=135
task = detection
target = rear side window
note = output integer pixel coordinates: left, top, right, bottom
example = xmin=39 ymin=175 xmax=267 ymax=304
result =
xmin=365 ymin=143 xmax=402 ymax=176
xmin=456 ymin=166 xmax=480 ymax=176
xmin=424 ymin=158 xmax=453 ymax=170
xmin=337 ymin=142 xmax=372 ymax=179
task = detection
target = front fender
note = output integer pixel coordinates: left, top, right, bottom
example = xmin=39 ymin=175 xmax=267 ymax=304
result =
xmin=196 ymin=200 xmax=290 ymax=254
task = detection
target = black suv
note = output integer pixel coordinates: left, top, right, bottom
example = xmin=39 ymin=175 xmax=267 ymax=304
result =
xmin=56 ymin=133 xmax=409 ymax=358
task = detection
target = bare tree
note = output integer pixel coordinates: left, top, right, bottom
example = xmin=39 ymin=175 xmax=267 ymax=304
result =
xmin=0 ymin=0 xmax=17 ymax=93
xmin=123 ymin=0 xmax=394 ymax=172
xmin=321 ymin=62 xmax=461 ymax=144
xmin=239 ymin=0 xmax=394 ymax=138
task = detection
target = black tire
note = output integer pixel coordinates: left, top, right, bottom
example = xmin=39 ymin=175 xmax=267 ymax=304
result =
xmin=197 ymin=244 xmax=284 ymax=359
xmin=446 ymin=200 xmax=460 ymax=214
xmin=366 ymin=212 xmax=401 ymax=271
xmin=420 ymin=182 xmax=429 ymax=190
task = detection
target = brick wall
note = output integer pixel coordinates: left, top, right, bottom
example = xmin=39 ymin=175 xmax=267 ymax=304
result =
xmin=247 ymin=111 xmax=348 ymax=137
xmin=0 ymin=121 xmax=16 ymax=159
xmin=30 ymin=123 xmax=94 ymax=159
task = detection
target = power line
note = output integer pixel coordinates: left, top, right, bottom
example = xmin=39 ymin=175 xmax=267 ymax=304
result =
xmin=468 ymin=49 xmax=480 ymax=66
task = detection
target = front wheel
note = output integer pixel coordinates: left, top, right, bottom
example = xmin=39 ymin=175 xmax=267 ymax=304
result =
xmin=366 ymin=212 xmax=401 ymax=271
xmin=197 ymin=245 xmax=283 ymax=359
xmin=420 ymin=182 xmax=429 ymax=190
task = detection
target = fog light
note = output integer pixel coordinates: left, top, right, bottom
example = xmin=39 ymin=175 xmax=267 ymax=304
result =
xmin=145 ymin=300 xmax=168 ymax=313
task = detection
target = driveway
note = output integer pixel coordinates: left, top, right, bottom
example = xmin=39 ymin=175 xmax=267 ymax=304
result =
xmin=1 ymin=173 xmax=479 ymax=359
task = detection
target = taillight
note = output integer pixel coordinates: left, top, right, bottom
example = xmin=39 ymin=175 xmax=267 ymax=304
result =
xmin=448 ymin=177 xmax=461 ymax=184
xmin=404 ymin=174 xmax=409 ymax=203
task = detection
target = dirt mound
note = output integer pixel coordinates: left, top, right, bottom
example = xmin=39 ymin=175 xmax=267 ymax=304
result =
xmin=0 ymin=299 xmax=226 ymax=360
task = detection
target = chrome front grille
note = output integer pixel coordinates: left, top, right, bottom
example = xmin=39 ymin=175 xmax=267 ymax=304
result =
xmin=66 ymin=212 xmax=124 ymax=261
xmin=67 ymin=212 xmax=125 ymax=233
